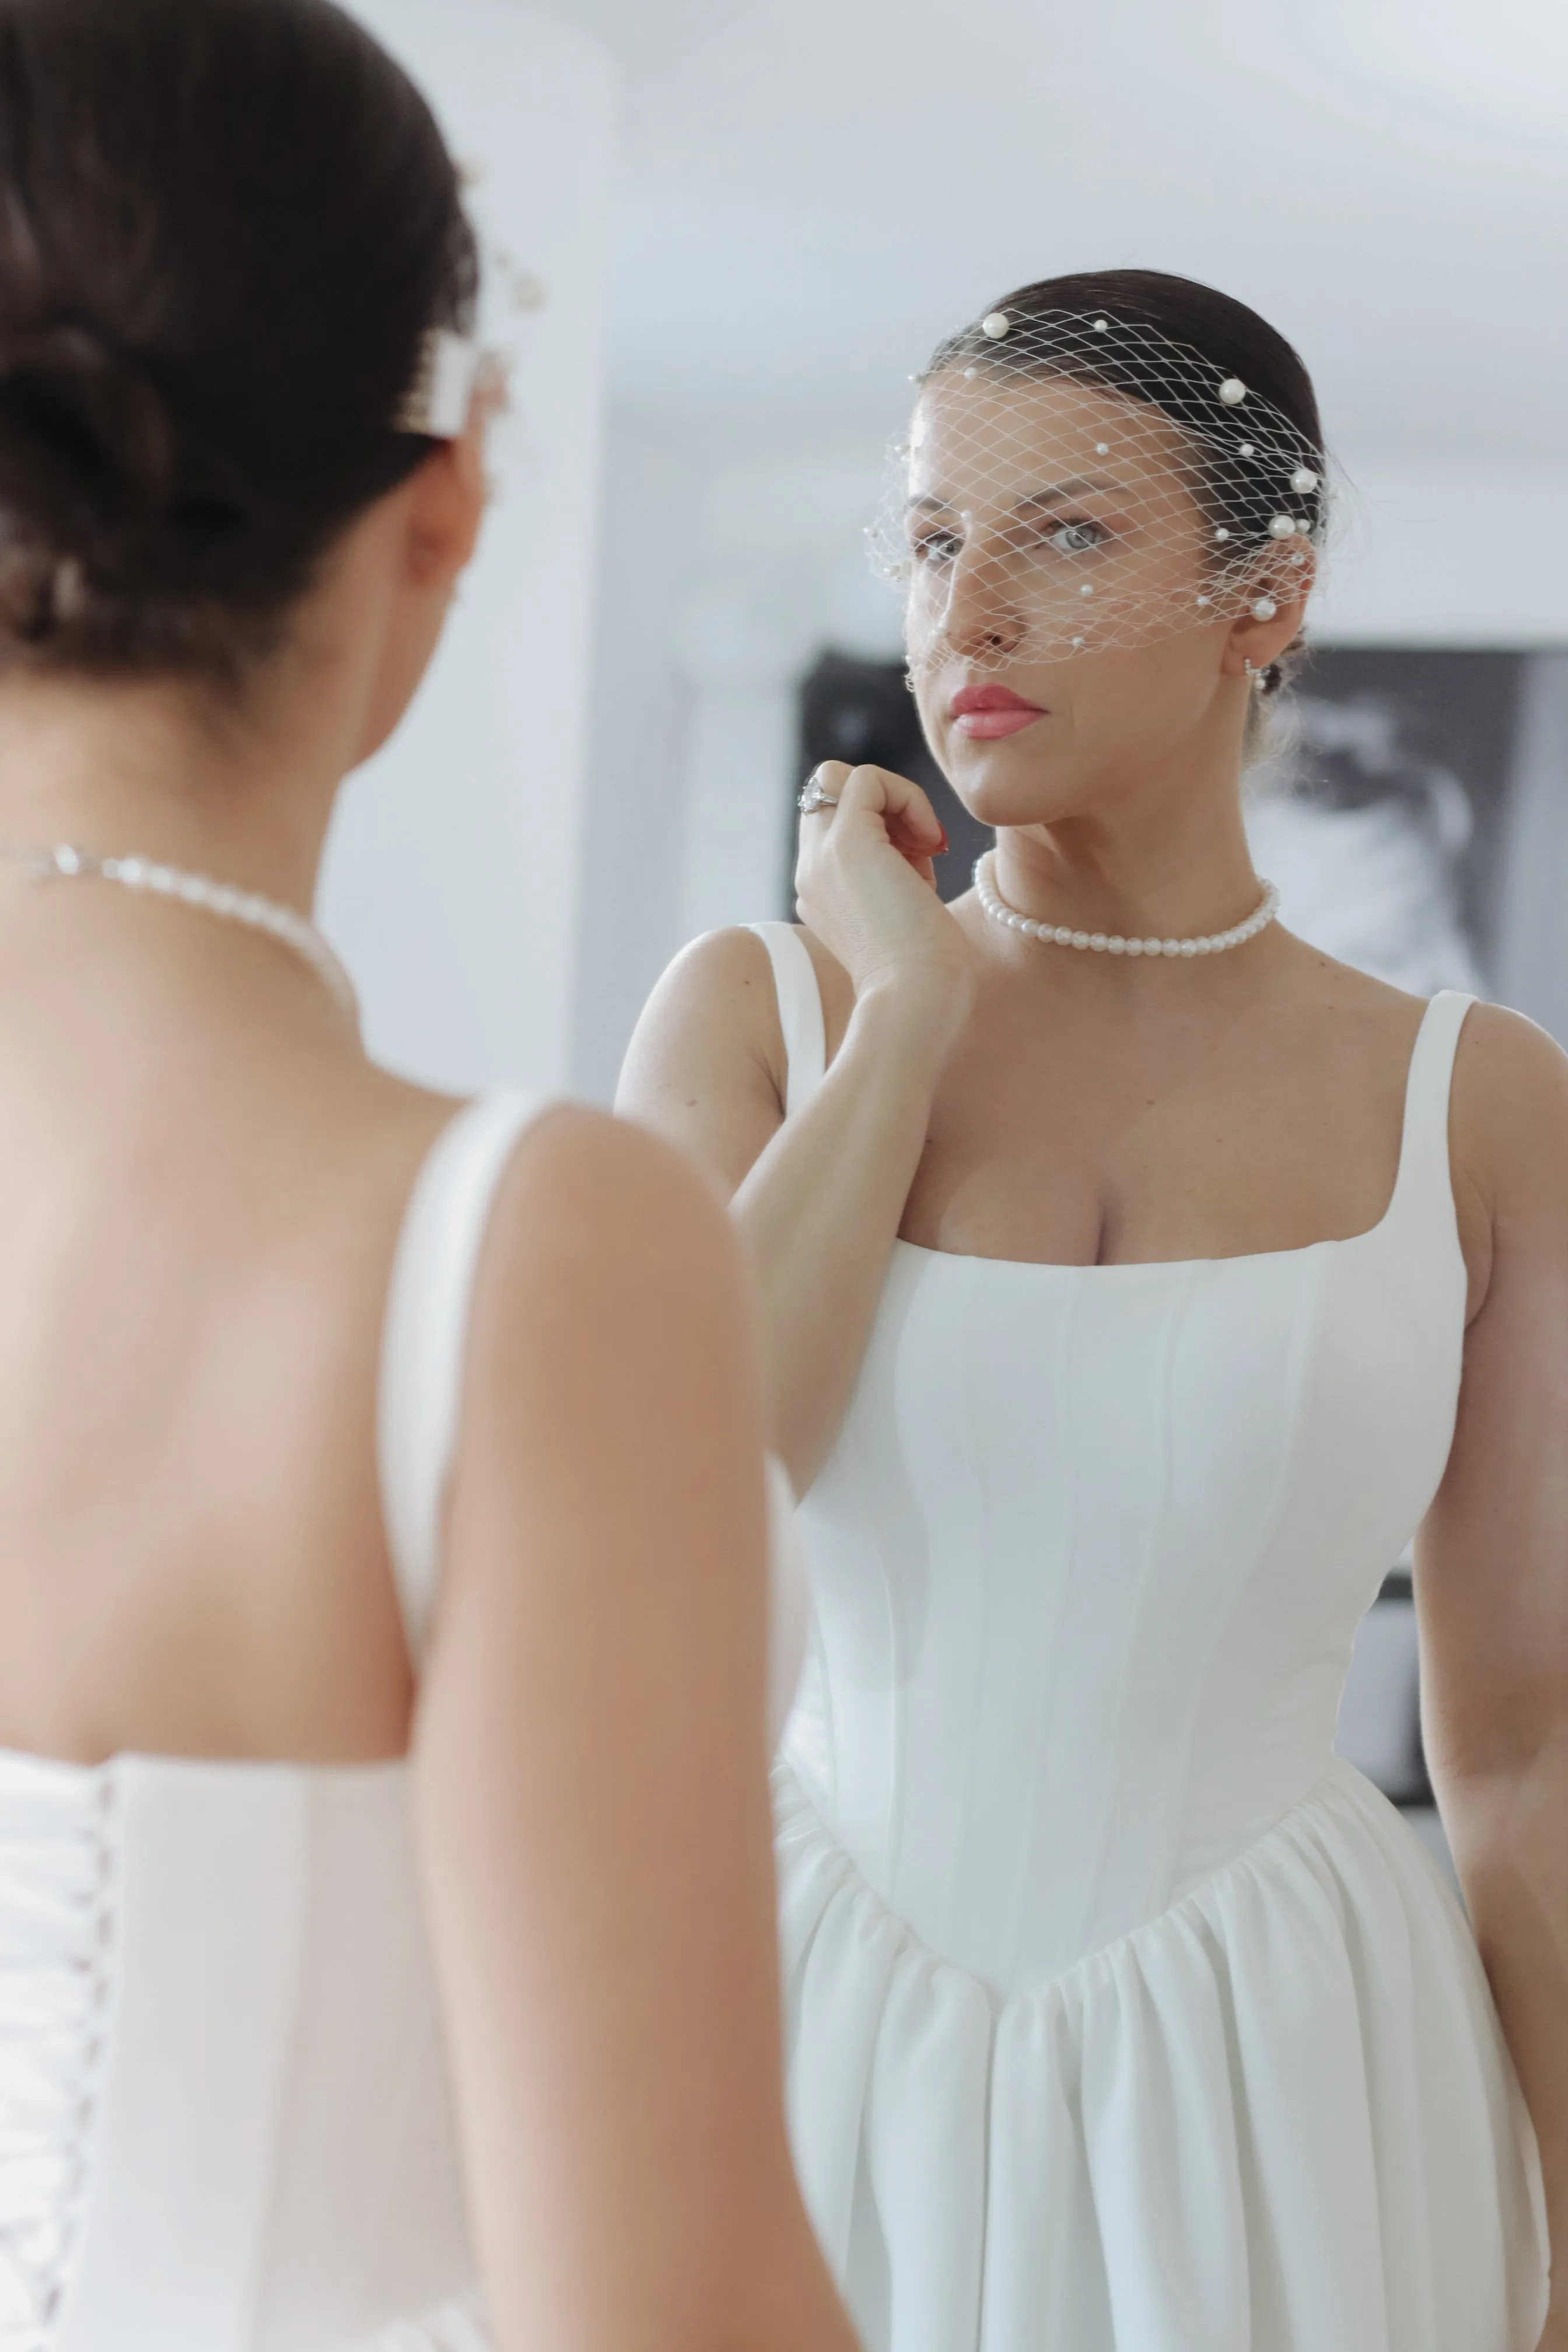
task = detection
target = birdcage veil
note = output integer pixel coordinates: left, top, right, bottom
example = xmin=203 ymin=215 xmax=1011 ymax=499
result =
xmin=871 ymin=298 xmax=1331 ymax=685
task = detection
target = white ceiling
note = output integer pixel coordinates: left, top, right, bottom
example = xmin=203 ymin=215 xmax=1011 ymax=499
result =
xmin=534 ymin=0 xmax=1568 ymax=468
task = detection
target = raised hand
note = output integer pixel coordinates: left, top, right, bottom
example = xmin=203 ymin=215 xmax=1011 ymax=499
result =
xmin=795 ymin=761 xmax=975 ymax=1023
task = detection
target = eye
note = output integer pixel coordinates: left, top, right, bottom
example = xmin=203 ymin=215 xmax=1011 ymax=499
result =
xmin=911 ymin=527 xmax=962 ymax=568
xmin=1045 ymin=519 xmax=1108 ymax=555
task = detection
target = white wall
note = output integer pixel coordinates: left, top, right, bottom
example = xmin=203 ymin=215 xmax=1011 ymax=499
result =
xmin=571 ymin=420 xmax=904 ymax=1097
xmin=1312 ymin=467 xmax=1568 ymax=647
xmin=568 ymin=415 xmax=703 ymax=1104
xmin=572 ymin=427 xmax=1568 ymax=1099
xmin=320 ymin=2 xmax=617 ymax=1094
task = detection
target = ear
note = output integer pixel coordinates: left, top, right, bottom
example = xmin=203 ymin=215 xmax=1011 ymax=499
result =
xmin=400 ymin=403 xmax=492 ymax=594
xmin=342 ymin=400 xmax=499 ymax=768
xmin=1222 ymin=544 xmax=1316 ymax=680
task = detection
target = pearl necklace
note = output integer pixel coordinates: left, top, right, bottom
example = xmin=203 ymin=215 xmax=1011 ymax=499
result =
xmin=0 ymin=842 xmax=358 ymax=1017
xmin=974 ymin=850 xmax=1280 ymax=958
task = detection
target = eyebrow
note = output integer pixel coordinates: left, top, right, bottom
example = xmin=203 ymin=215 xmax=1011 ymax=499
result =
xmin=908 ymin=478 xmax=1121 ymax=517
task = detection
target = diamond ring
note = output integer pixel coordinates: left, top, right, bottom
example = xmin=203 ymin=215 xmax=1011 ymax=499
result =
xmin=797 ymin=778 xmax=840 ymax=815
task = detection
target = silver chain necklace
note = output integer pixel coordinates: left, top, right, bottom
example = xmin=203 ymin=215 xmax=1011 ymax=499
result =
xmin=0 ymin=842 xmax=358 ymax=1017
xmin=974 ymin=849 xmax=1280 ymax=959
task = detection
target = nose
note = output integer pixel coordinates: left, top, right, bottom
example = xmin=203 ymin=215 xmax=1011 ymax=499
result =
xmin=934 ymin=534 xmax=1025 ymax=663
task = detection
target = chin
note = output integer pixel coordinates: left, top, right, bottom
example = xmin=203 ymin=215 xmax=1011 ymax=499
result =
xmin=943 ymin=736 xmax=1079 ymax=827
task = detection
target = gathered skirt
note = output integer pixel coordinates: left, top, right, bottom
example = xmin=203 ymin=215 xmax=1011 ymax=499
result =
xmin=775 ymin=1754 xmax=1551 ymax=2352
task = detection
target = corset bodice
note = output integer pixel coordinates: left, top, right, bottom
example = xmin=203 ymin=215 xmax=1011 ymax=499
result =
xmin=784 ymin=1176 xmax=1465 ymax=1996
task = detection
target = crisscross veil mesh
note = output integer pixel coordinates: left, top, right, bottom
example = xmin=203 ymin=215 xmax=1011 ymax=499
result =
xmin=870 ymin=305 xmax=1329 ymax=681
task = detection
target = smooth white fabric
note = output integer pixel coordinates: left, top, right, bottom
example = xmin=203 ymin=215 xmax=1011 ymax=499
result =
xmin=0 ymin=1088 xmax=808 ymax=2350
xmin=750 ymin=919 xmax=1552 ymax=2352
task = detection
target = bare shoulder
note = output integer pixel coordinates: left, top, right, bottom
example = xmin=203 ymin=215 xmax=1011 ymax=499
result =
xmin=636 ymin=922 xmax=853 ymax=1046
xmin=1279 ymin=957 xmax=1568 ymax=1280
xmin=619 ymin=925 xmax=789 ymax=1088
xmin=1450 ymin=999 xmax=1568 ymax=1218
xmin=645 ymin=923 xmax=778 ymax=1024
xmin=310 ymin=1070 xmax=733 ymax=1296
xmin=482 ymin=1102 xmax=737 ymax=1308
xmin=615 ymin=921 xmax=849 ymax=1188
xmin=618 ymin=925 xmax=829 ymax=1177
xmin=1273 ymin=931 xmax=1430 ymax=1040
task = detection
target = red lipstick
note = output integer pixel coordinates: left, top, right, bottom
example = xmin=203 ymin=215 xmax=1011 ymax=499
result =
xmin=950 ymin=683 xmax=1046 ymax=741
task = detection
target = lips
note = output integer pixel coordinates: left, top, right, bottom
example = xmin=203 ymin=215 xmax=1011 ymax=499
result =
xmin=949 ymin=682 xmax=1046 ymax=741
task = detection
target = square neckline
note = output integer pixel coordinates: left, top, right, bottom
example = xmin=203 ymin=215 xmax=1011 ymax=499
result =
xmin=892 ymin=988 xmax=1464 ymax=1279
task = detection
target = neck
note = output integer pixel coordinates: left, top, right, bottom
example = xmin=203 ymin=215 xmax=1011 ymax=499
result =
xmin=991 ymin=728 xmax=1264 ymax=943
xmin=0 ymin=667 xmax=348 ymax=914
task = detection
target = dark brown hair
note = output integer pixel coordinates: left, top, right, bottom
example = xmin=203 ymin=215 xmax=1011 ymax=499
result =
xmin=0 ymin=0 xmax=477 ymax=681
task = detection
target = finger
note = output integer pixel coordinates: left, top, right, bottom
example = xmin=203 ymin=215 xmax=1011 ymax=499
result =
xmin=836 ymin=764 xmax=947 ymax=853
xmin=888 ymin=803 xmax=949 ymax=861
xmin=799 ymin=759 xmax=852 ymax=818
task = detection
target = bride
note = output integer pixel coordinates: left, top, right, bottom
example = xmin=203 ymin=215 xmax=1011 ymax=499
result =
xmin=0 ymin=2 xmax=855 ymax=2347
xmin=620 ymin=270 xmax=1564 ymax=2350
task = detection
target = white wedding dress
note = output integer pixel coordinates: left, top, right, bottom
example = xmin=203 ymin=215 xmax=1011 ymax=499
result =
xmin=750 ymin=923 xmax=1552 ymax=2352
xmin=0 ymin=1090 xmax=807 ymax=2351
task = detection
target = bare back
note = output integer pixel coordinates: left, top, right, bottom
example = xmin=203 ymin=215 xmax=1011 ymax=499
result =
xmin=0 ymin=880 xmax=859 ymax=2352
xmin=0 ymin=894 xmax=463 ymax=1766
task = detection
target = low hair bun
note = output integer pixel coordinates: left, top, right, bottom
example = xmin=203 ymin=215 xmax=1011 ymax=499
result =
xmin=0 ymin=324 xmax=174 ymax=514
xmin=0 ymin=0 xmax=477 ymax=682
xmin=0 ymin=324 xmax=176 ymax=643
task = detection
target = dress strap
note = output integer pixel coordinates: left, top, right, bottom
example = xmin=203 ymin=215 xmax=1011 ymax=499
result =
xmin=377 ymin=1087 xmax=558 ymax=1661
xmin=1384 ymin=990 xmax=1476 ymax=1237
xmin=747 ymin=922 xmax=828 ymax=1116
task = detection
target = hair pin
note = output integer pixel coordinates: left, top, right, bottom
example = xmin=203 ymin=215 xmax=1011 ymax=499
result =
xmin=396 ymin=328 xmax=485 ymax=438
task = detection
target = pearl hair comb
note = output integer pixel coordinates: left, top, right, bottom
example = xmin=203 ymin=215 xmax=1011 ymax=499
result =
xmin=395 ymin=327 xmax=487 ymax=439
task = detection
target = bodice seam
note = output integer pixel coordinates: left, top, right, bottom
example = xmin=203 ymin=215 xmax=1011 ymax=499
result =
xmin=993 ymin=1274 xmax=1086 ymax=1987
xmin=1072 ymin=1257 xmax=1196 ymax=1961
xmin=1038 ymin=1754 xmax=1374 ymax=2001
xmin=776 ymin=1748 xmax=1380 ymax=2013
xmin=1154 ymin=1239 xmax=1332 ymax=1919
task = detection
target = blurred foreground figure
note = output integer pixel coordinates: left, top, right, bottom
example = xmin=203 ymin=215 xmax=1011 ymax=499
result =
xmin=0 ymin=4 xmax=851 ymax=2348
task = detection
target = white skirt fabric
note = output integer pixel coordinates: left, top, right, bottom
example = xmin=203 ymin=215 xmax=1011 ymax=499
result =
xmin=776 ymin=1754 xmax=1548 ymax=2352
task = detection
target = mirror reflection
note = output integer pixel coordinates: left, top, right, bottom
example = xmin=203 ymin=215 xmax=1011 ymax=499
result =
xmin=596 ymin=10 xmax=1566 ymax=2342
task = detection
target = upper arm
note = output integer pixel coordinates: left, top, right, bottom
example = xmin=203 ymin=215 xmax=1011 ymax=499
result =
xmin=615 ymin=928 xmax=788 ymax=1198
xmin=410 ymin=1107 xmax=796 ymax=2341
xmin=1416 ymin=1003 xmax=1568 ymax=1783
